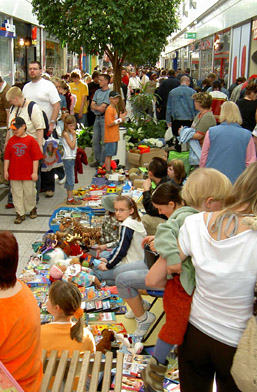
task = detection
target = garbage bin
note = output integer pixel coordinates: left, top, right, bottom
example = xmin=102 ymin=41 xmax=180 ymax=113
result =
xmin=113 ymin=126 xmax=126 ymax=166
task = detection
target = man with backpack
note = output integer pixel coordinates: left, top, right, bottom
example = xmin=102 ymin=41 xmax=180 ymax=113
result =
xmin=23 ymin=61 xmax=60 ymax=197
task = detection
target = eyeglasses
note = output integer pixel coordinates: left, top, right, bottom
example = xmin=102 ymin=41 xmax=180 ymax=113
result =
xmin=114 ymin=208 xmax=130 ymax=213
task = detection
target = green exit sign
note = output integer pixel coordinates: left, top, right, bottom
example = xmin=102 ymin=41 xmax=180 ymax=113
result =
xmin=184 ymin=32 xmax=197 ymax=39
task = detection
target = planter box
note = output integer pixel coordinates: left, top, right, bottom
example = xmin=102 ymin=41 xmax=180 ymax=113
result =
xmin=127 ymin=148 xmax=164 ymax=168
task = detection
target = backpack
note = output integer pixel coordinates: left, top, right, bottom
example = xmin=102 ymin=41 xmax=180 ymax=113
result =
xmin=10 ymin=101 xmax=50 ymax=139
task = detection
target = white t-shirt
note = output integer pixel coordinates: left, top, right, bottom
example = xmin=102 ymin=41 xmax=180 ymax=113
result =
xmin=179 ymin=212 xmax=257 ymax=347
xmin=9 ymin=102 xmax=45 ymax=140
xmin=23 ymin=78 xmax=60 ymax=121
xmin=61 ymin=132 xmax=77 ymax=160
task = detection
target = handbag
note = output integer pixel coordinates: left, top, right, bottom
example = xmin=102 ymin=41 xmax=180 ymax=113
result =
xmin=230 ymin=315 xmax=257 ymax=392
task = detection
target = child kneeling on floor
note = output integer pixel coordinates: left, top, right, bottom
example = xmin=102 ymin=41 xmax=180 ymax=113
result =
xmin=61 ymin=114 xmax=82 ymax=205
xmin=4 ymin=117 xmax=42 ymax=224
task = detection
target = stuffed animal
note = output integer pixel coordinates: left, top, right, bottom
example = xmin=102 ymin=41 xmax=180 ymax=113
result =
xmin=116 ymin=333 xmax=144 ymax=355
xmin=96 ymin=329 xmax=115 ymax=354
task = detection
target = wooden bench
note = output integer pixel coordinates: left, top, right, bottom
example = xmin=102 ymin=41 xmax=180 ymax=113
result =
xmin=41 ymin=350 xmax=124 ymax=392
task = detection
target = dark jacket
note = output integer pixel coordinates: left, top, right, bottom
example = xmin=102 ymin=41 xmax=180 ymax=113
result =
xmin=156 ymin=77 xmax=180 ymax=120
xmin=143 ymin=176 xmax=171 ymax=219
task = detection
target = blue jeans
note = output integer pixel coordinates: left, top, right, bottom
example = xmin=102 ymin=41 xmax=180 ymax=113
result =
xmin=63 ymin=159 xmax=75 ymax=191
xmin=114 ymin=261 xmax=149 ymax=299
xmin=92 ymin=116 xmax=105 ymax=165
xmin=75 ymin=113 xmax=88 ymax=127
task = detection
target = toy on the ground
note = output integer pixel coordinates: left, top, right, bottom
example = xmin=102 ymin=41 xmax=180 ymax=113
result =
xmin=96 ymin=329 xmax=115 ymax=354
xmin=116 ymin=333 xmax=144 ymax=355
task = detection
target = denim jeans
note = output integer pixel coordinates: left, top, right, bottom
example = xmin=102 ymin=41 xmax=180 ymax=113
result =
xmin=114 ymin=261 xmax=149 ymax=299
xmin=92 ymin=116 xmax=105 ymax=165
xmin=63 ymin=159 xmax=75 ymax=191
xmin=75 ymin=113 xmax=88 ymax=127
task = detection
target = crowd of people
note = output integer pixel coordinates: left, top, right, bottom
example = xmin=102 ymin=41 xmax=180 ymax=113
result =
xmin=0 ymin=62 xmax=257 ymax=392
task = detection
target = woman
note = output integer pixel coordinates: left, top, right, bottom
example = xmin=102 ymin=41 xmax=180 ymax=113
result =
xmin=190 ymin=92 xmax=216 ymax=145
xmin=200 ymin=101 xmax=256 ymax=183
xmin=177 ymin=162 xmax=257 ymax=392
xmin=236 ymin=80 xmax=257 ymax=132
xmin=0 ymin=231 xmax=42 ymax=391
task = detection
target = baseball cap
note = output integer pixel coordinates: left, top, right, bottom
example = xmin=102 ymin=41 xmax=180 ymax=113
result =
xmin=10 ymin=117 xmax=26 ymax=130
xmin=109 ymin=91 xmax=121 ymax=98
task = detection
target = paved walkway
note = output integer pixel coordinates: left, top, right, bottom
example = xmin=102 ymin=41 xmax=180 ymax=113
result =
xmin=0 ymin=165 xmax=96 ymax=276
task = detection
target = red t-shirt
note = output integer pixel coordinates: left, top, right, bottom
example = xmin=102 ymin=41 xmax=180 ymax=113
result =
xmin=122 ymin=75 xmax=129 ymax=86
xmin=4 ymin=135 xmax=43 ymax=180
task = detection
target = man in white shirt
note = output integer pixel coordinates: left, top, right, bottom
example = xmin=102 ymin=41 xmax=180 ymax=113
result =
xmin=23 ymin=61 xmax=61 ymax=197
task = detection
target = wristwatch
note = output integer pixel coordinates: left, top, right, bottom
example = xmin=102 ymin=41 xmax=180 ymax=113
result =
xmin=50 ymin=120 xmax=56 ymax=124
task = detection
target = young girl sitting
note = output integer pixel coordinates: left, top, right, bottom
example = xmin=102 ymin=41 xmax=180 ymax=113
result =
xmin=93 ymin=196 xmax=146 ymax=285
xmin=41 ymin=280 xmax=95 ymax=357
xmin=167 ymin=158 xmax=187 ymax=187
xmin=142 ymin=168 xmax=232 ymax=392
xmin=61 ymin=114 xmax=82 ymax=205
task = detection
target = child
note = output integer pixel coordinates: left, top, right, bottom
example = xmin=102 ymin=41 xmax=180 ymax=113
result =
xmin=41 ymin=280 xmax=95 ymax=357
xmin=142 ymin=168 xmax=232 ymax=392
xmin=4 ymin=117 xmax=43 ymax=224
xmin=61 ymin=114 xmax=82 ymax=205
xmin=104 ymin=91 xmax=127 ymax=173
xmin=167 ymin=158 xmax=187 ymax=187
xmin=93 ymin=196 xmax=146 ymax=285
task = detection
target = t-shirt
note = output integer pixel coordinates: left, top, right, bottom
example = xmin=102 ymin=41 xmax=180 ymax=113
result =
xmin=236 ymin=98 xmax=257 ymax=132
xmin=191 ymin=111 xmax=216 ymax=145
xmin=210 ymin=91 xmax=227 ymax=117
xmin=4 ymin=134 xmax=43 ymax=180
xmin=41 ymin=323 xmax=95 ymax=357
xmin=23 ymin=78 xmax=60 ymax=122
xmin=0 ymin=281 xmax=42 ymax=392
xmin=104 ymin=105 xmax=120 ymax=143
xmin=61 ymin=132 xmax=77 ymax=160
xmin=9 ymin=101 xmax=45 ymax=140
xmin=179 ymin=212 xmax=257 ymax=347
xmin=69 ymin=81 xmax=88 ymax=114
xmin=92 ymin=88 xmax=110 ymax=115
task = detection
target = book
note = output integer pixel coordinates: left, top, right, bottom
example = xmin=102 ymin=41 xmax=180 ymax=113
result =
xmin=122 ymin=354 xmax=151 ymax=377
xmin=86 ymin=312 xmax=116 ymax=323
xmin=111 ymin=375 xmax=144 ymax=391
xmin=90 ymin=323 xmax=127 ymax=336
xmin=115 ymin=305 xmax=128 ymax=315
xmin=0 ymin=361 xmax=24 ymax=391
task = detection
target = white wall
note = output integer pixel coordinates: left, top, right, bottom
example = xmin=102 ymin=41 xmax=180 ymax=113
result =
xmin=0 ymin=0 xmax=40 ymax=25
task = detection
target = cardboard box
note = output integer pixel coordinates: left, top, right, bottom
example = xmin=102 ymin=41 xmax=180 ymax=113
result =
xmin=127 ymin=148 xmax=164 ymax=168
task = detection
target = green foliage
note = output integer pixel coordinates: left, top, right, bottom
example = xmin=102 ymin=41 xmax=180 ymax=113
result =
xmin=76 ymin=125 xmax=93 ymax=148
xmin=124 ymin=118 xmax=166 ymax=150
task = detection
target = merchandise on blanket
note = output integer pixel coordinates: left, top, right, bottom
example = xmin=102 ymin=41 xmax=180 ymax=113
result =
xmin=121 ymin=181 xmax=132 ymax=196
xmin=40 ymin=313 xmax=54 ymax=325
xmin=30 ymin=286 xmax=49 ymax=307
xmin=79 ymin=286 xmax=111 ymax=301
xmin=90 ymin=323 xmax=127 ymax=336
xmin=19 ymin=271 xmax=50 ymax=287
xmin=116 ymin=333 xmax=144 ymax=356
xmin=116 ymin=353 xmax=151 ymax=378
xmin=111 ymin=375 xmax=144 ymax=391
xmin=72 ymin=187 xmax=88 ymax=198
xmin=110 ymin=294 xmax=124 ymax=304
xmin=89 ymin=184 xmax=107 ymax=195
xmin=106 ymin=182 xmax=118 ymax=194
xmin=95 ymin=328 xmax=116 ymax=354
xmin=115 ymin=305 xmax=128 ymax=315
xmin=86 ymin=312 xmax=116 ymax=323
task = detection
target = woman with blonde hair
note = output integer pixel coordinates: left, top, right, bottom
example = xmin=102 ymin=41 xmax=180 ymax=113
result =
xmin=177 ymin=162 xmax=257 ymax=392
xmin=200 ymin=101 xmax=256 ymax=183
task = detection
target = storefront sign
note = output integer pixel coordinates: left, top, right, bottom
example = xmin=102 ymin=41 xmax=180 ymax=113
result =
xmin=253 ymin=20 xmax=257 ymax=40
xmin=0 ymin=19 xmax=16 ymax=38
xmin=184 ymin=32 xmax=197 ymax=39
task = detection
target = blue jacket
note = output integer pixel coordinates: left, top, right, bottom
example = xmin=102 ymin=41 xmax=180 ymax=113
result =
xmin=166 ymin=85 xmax=197 ymax=123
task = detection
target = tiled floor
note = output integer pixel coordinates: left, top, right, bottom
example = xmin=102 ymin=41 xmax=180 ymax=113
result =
xmin=0 ymin=165 xmax=96 ymax=276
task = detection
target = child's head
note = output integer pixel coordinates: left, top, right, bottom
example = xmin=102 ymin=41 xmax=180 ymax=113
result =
xmin=167 ymin=159 xmax=186 ymax=183
xmin=181 ymin=168 xmax=232 ymax=211
xmin=10 ymin=117 xmax=26 ymax=137
xmin=109 ymin=90 xmax=121 ymax=105
xmin=114 ymin=195 xmax=141 ymax=222
xmin=148 ymin=157 xmax=167 ymax=180
xmin=152 ymin=182 xmax=184 ymax=218
xmin=48 ymin=280 xmax=84 ymax=342
xmin=224 ymin=162 xmax=257 ymax=215
xmin=63 ymin=114 xmax=76 ymax=133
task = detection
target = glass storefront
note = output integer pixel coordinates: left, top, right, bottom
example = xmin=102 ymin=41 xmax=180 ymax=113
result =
xmin=0 ymin=14 xmax=12 ymax=84
xmin=213 ymin=29 xmax=231 ymax=80
xmin=199 ymin=36 xmax=213 ymax=80
xmin=45 ymin=32 xmax=65 ymax=77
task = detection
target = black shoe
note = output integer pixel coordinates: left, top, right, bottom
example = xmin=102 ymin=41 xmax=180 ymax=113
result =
xmin=90 ymin=161 xmax=100 ymax=168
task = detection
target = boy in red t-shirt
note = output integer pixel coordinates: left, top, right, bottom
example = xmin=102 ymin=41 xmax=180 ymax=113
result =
xmin=104 ymin=91 xmax=126 ymax=173
xmin=4 ymin=117 xmax=43 ymax=223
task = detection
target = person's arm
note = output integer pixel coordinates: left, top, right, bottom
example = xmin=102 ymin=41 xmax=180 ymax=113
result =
xmin=36 ymin=130 xmax=43 ymax=152
xmin=107 ymin=112 xmax=127 ymax=127
xmin=4 ymin=159 xmax=9 ymax=180
xmin=199 ymin=131 xmax=210 ymax=167
xmin=31 ymin=160 xmax=39 ymax=181
xmin=145 ymin=256 xmax=168 ymax=288
xmin=245 ymin=137 xmax=256 ymax=166
xmin=178 ymin=242 xmax=187 ymax=262
xmin=63 ymin=130 xmax=76 ymax=150
xmin=191 ymin=132 xmax=204 ymax=140
xmin=31 ymin=104 xmax=45 ymax=151
xmin=91 ymin=101 xmax=108 ymax=113
xmin=49 ymin=101 xmax=60 ymax=134
xmin=104 ymin=226 xmax=134 ymax=269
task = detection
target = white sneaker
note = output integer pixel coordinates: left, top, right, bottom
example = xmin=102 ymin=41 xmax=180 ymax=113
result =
xmin=134 ymin=311 xmax=156 ymax=337
xmin=125 ymin=299 xmax=151 ymax=319
xmin=58 ymin=176 xmax=66 ymax=185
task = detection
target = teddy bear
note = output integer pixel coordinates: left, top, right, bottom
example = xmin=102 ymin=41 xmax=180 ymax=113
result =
xmin=96 ymin=329 xmax=115 ymax=354
xmin=115 ymin=333 xmax=144 ymax=355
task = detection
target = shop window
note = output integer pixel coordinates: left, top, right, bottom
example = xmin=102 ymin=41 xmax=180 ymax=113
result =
xmin=0 ymin=14 xmax=12 ymax=84
xmin=213 ymin=29 xmax=230 ymax=80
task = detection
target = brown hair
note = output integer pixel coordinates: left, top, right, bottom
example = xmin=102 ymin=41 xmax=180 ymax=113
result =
xmin=152 ymin=183 xmax=183 ymax=205
xmin=245 ymin=80 xmax=257 ymax=96
xmin=115 ymin=196 xmax=141 ymax=221
xmin=49 ymin=281 xmax=84 ymax=342
xmin=63 ymin=114 xmax=76 ymax=134
xmin=192 ymin=92 xmax=212 ymax=109
xmin=167 ymin=159 xmax=186 ymax=184
xmin=0 ymin=231 xmax=18 ymax=289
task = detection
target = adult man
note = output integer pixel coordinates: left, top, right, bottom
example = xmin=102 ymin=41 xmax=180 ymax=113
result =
xmin=69 ymin=70 xmax=89 ymax=126
xmin=155 ymin=69 xmax=180 ymax=120
xmin=90 ymin=74 xmax=110 ymax=167
xmin=166 ymin=76 xmax=196 ymax=151
xmin=128 ymin=70 xmax=141 ymax=96
xmin=228 ymin=77 xmax=246 ymax=98
xmin=0 ymin=76 xmax=10 ymax=185
xmin=177 ymin=68 xmax=194 ymax=89
xmin=87 ymin=71 xmax=101 ymax=126
xmin=23 ymin=61 xmax=60 ymax=197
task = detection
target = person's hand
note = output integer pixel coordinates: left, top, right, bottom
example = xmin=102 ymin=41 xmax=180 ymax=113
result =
xmin=94 ymin=276 xmax=101 ymax=289
xmin=98 ymin=244 xmax=107 ymax=251
xmin=167 ymin=263 xmax=182 ymax=275
xmin=120 ymin=112 xmax=127 ymax=121
xmin=141 ymin=235 xmax=155 ymax=248
xmin=78 ymin=112 xmax=83 ymax=119
xmin=149 ymin=240 xmax=156 ymax=252
xmin=178 ymin=126 xmax=183 ymax=135
xmin=167 ymin=122 xmax=172 ymax=128
xmin=4 ymin=171 xmax=9 ymax=181
xmin=48 ymin=122 xmax=55 ymax=135
xmin=31 ymin=172 xmax=38 ymax=182
xmin=143 ymin=178 xmax=151 ymax=191
xmin=99 ymin=257 xmax=107 ymax=263
xmin=98 ymin=262 xmax=108 ymax=271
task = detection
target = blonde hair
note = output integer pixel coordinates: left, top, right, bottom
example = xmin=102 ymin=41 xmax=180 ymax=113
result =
xmin=49 ymin=281 xmax=84 ymax=342
xmin=182 ymin=168 xmax=232 ymax=208
xmin=223 ymin=162 xmax=257 ymax=215
xmin=63 ymin=114 xmax=76 ymax=135
xmin=167 ymin=159 xmax=186 ymax=183
xmin=6 ymin=86 xmax=23 ymax=101
xmin=219 ymin=101 xmax=242 ymax=125
xmin=192 ymin=92 xmax=212 ymax=109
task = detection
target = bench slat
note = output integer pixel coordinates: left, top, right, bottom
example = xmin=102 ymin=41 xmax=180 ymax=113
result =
xmin=42 ymin=349 xmax=47 ymax=370
xmin=114 ymin=351 xmax=124 ymax=392
xmin=63 ymin=350 xmax=80 ymax=392
xmin=52 ymin=350 xmax=69 ymax=392
xmin=101 ymin=351 xmax=113 ymax=392
xmin=41 ymin=350 xmax=58 ymax=392
xmin=76 ymin=351 xmax=91 ymax=392
xmin=89 ymin=351 xmax=102 ymax=392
